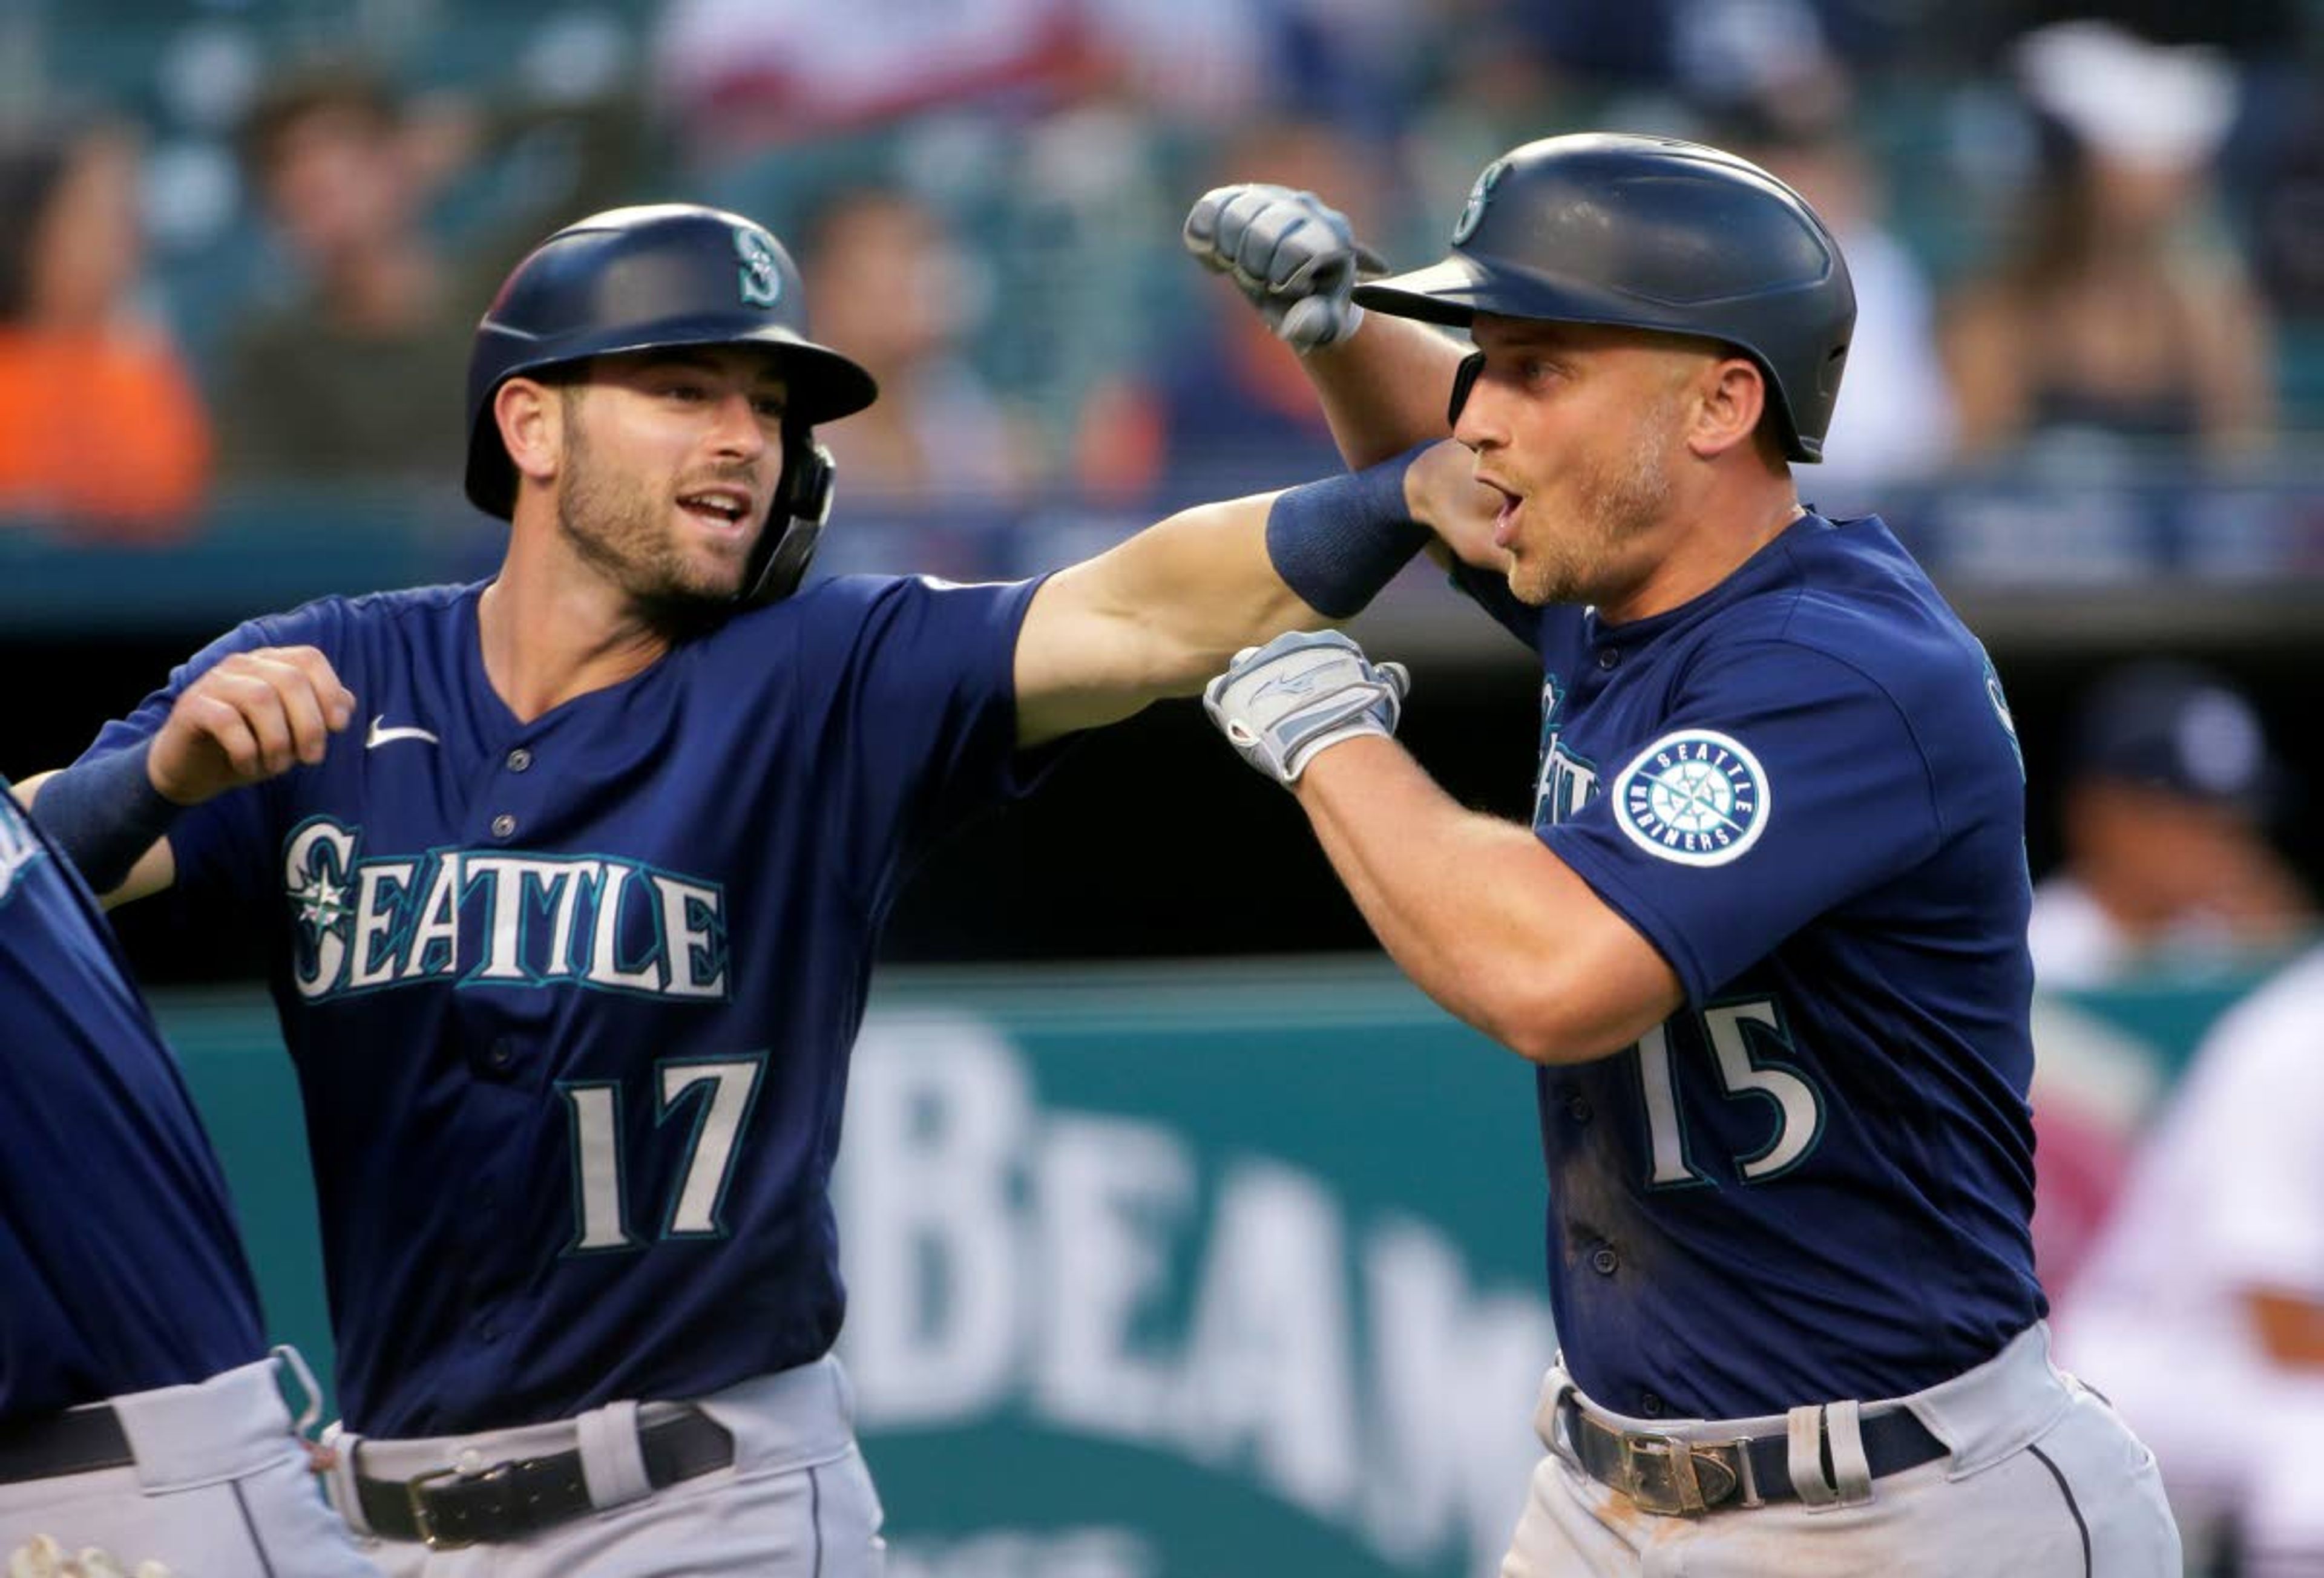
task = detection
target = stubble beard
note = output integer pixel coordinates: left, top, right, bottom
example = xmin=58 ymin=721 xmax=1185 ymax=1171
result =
xmin=1508 ymin=395 xmax=1679 ymax=608
xmin=556 ymin=407 xmax=753 ymax=618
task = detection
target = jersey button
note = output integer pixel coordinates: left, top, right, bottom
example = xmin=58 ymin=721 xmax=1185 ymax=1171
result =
xmin=506 ymin=748 xmax=533 ymax=773
xmin=491 ymin=813 xmax=517 ymax=839
xmin=1589 ymin=1245 xmax=1620 ymax=1277
xmin=1565 ymin=1093 xmax=1592 ymax=1123
xmin=1639 ymin=1392 xmax=1666 ymax=1418
xmin=1597 ymin=647 xmax=1620 ymax=671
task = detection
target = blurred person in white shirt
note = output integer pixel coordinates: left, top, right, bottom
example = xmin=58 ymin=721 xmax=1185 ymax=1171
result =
xmin=2052 ymin=943 xmax=2324 ymax=1575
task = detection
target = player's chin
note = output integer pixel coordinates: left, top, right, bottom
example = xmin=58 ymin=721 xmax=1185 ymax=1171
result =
xmin=1505 ymin=558 xmax=1557 ymax=607
xmin=651 ymin=549 xmax=752 ymax=606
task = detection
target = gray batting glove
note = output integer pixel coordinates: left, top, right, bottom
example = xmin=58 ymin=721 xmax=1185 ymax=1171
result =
xmin=1183 ymin=183 xmax=1385 ymax=353
xmin=1203 ymin=630 xmax=1410 ymax=786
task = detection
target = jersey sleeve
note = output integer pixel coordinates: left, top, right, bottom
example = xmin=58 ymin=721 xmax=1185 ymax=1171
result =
xmin=72 ymin=603 xmax=341 ymax=914
xmin=818 ymin=573 xmax=1059 ymax=873
xmin=1542 ymin=640 xmax=1944 ymax=1001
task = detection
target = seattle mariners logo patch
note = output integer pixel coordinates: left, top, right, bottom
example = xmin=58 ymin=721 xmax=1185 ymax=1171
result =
xmin=1452 ymin=159 xmax=1508 ymax=246
xmin=734 ymin=226 xmax=783 ymax=309
xmin=1612 ymin=729 xmax=1770 ymax=866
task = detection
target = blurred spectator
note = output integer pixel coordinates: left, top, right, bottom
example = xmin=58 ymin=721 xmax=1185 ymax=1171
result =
xmin=218 ymin=62 xmax=640 ymax=491
xmin=1072 ymin=116 xmax=1392 ymax=503
xmin=0 ymin=113 xmax=212 ymax=540
xmin=2052 ymin=942 xmax=2324 ymax=1576
xmin=2028 ymin=660 xmax=2311 ymax=989
xmin=794 ymin=186 xmax=1040 ymax=504
xmin=1713 ymin=80 xmax=1958 ymax=513
xmin=654 ymin=0 xmax=1103 ymax=164
xmin=1940 ymin=21 xmax=2277 ymax=463
xmin=653 ymin=0 xmax=1416 ymax=163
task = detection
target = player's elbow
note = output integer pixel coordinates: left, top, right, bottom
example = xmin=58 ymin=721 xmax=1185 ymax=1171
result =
xmin=1490 ymin=1004 xmax=1637 ymax=1067
xmin=1479 ymin=961 xmax=1682 ymax=1067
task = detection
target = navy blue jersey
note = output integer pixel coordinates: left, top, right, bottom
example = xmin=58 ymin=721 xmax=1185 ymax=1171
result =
xmin=1453 ymin=514 xmax=2044 ymax=1420
xmin=77 ymin=574 xmax=1050 ymax=1436
xmin=0 ymin=780 xmax=266 ymax=1417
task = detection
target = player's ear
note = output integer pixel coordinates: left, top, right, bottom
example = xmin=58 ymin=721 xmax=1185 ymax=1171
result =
xmin=1686 ymin=356 xmax=1768 ymax=461
xmin=496 ymin=376 xmax=565 ymax=492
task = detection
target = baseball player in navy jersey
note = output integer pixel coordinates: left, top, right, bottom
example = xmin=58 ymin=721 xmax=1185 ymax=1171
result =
xmin=17 ymin=202 xmax=1443 ymax=1573
xmin=0 ymin=776 xmax=381 ymax=1572
xmin=1184 ymin=136 xmax=2182 ymax=1573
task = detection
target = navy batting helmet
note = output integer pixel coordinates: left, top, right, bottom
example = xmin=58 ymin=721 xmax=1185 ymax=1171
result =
xmin=464 ymin=203 xmax=878 ymax=598
xmin=1354 ymin=134 xmax=1855 ymax=462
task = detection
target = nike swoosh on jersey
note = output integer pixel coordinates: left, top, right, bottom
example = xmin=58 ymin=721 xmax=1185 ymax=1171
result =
xmin=366 ymin=716 xmax=440 ymax=748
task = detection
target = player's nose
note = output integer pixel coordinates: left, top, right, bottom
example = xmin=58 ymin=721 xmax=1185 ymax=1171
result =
xmin=1452 ymin=379 xmax=1509 ymax=452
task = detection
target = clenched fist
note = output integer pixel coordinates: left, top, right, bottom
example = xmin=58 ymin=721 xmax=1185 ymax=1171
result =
xmin=149 ymin=646 xmax=356 ymax=805
xmin=1183 ymin=183 xmax=1384 ymax=352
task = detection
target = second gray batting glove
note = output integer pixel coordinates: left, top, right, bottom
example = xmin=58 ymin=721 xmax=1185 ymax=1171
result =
xmin=1184 ymin=183 xmax=1385 ymax=353
xmin=1203 ymin=630 xmax=1410 ymax=786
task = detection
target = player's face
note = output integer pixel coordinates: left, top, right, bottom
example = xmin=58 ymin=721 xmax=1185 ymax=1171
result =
xmin=553 ymin=347 xmax=788 ymax=606
xmin=1455 ymin=317 xmax=1705 ymax=609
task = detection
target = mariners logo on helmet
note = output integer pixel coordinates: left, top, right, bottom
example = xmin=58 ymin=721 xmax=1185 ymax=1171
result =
xmin=735 ymin=226 xmax=783 ymax=309
xmin=1451 ymin=158 xmax=1508 ymax=246
xmin=1613 ymin=729 xmax=1770 ymax=866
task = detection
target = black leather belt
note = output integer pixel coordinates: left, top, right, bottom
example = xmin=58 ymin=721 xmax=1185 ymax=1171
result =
xmin=1558 ymin=1393 xmax=1948 ymax=1516
xmin=0 ymin=1406 xmax=136 ymax=1485
xmin=355 ymin=1407 xmax=735 ymax=1548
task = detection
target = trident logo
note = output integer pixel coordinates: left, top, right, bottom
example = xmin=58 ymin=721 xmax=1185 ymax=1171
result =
xmin=735 ymin=227 xmax=783 ymax=309
xmin=1452 ymin=159 xmax=1508 ymax=247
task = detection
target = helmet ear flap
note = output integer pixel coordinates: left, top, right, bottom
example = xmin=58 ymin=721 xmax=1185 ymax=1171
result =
xmin=1448 ymin=350 xmax=1485 ymax=428
xmin=745 ymin=428 xmax=836 ymax=603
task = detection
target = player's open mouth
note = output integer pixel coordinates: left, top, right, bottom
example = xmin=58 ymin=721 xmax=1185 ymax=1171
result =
xmin=1477 ymin=476 xmax=1523 ymax=548
xmin=677 ymin=488 xmax=755 ymax=531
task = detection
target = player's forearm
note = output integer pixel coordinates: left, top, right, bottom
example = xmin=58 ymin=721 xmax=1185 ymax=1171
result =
xmin=1017 ymin=457 xmax=1436 ymax=744
xmin=24 ymin=757 xmax=181 ymax=906
xmin=1015 ymin=494 xmax=1326 ymax=743
xmin=1294 ymin=739 xmax=1680 ymax=1064
xmin=1302 ymin=316 xmax=1466 ymax=467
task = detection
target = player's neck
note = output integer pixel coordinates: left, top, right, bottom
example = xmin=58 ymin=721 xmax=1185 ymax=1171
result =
xmin=476 ymin=567 xmax=675 ymax=724
xmin=1598 ymin=480 xmax=1804 ymax=625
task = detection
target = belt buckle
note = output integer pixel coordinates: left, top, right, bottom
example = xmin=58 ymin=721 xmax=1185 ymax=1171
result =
xmin=1617 ymin=1430 xmax=1736 ymax=1516
xmin=406 ymin=1462 xmax=498 ymax=1551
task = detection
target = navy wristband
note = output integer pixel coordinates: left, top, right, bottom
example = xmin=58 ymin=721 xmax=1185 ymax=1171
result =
xmin=30 ymin=741 xmax=184 ymax=894
xmin=1265 ymin=445 xmax=1434 ymax=620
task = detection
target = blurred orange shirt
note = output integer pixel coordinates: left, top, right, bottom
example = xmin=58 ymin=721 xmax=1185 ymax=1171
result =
xmin=0 ymin=325 xmax=213 ymax=541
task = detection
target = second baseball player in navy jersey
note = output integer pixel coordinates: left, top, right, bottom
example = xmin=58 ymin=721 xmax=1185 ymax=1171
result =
xmin=2 ymin=780 xmax=265 ymax=1416
xmin=2 ymin=782 xmax=379 ymax=1569
xmin=1453 ymin=512 xmax=2044 ymax=1419
xmin=79 ymin=572 xmax=1046 ymax=1438
xmin=27 ymin=200 xmax=1444 ymax=1568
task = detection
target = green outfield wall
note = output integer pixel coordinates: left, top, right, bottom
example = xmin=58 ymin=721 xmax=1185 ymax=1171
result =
xmin=155 ymin=956 xmax=2276 ymax=1578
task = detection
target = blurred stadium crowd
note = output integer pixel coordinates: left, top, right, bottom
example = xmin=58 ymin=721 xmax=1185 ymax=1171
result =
xmin=4 ymin=0 xmax=2323 ymax=545
xmin=7 ymin=4 xmax=2324 ymax=1572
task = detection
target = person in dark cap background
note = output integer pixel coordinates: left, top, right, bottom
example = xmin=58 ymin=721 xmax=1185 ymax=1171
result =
xmin=2028 ymin=659 xmax=2311 ymax=988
